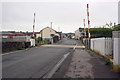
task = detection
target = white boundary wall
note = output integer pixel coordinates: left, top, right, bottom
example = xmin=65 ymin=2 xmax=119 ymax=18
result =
xmin=91 ymin=37 xmax=113 ymax=56
xmin=90 ymin=37 xmax=120 ymax=66
xmin=91 ymin=38 xmax=105 ymax=55
xmin=105 ymin=38 xmax=113 ymax=55
xmin=30 ymin=39 xmax=35 ymax=46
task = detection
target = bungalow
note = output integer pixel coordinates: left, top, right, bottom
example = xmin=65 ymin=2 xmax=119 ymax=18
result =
xmin=36 ymin=27 xmax=61 ymax=43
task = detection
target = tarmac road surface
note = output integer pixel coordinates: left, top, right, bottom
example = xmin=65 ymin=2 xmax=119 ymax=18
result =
xmin=2 ymin=39 xmax=79 ymax=78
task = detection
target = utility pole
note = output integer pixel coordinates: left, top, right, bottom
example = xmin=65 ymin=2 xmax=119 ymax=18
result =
xmin=32 ymin=13 xmax=35 ymax=38
xmin=51 ymin=22 xmax=52 ymax=29
xmin=50 ymin=22 xmax=53 ymax=44
xmin=58 ymin=27 xmax=60 ymax=32
xmin=87 ymin=4 xmax=91 ymax=48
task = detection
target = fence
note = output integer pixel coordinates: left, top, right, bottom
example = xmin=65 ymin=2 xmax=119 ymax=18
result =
xmin=90 ymin=37 xmax=113 ymax=56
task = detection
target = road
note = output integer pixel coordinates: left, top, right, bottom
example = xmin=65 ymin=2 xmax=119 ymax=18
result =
xmin=2 ymin=39 xmax=78 ymax=78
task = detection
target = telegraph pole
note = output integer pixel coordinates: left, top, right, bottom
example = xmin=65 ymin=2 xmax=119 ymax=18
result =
xmin=87 ymin=4 xmax=91 ymax=48
xmin=50 ymin=22 xmax=53 ymax=44
xmin=51 ymin=22 xmax=52 ymax=29
xmin=58 ymin=27 xmax=60 ymax=32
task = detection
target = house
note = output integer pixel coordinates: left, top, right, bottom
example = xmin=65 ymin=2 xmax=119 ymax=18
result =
xmin=75 ymin=28 xmax=84 ymax=40
xmin=36 ymin=27 xmax=61 ymax=43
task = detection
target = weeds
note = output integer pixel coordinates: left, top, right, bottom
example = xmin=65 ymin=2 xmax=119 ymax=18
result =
xmin=105 ymin=59 xmax=113 ymax=66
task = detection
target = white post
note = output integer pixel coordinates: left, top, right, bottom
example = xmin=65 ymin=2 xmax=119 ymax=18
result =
xmin=113 ymin=38 xmax=120 ymax=65
xmin=113 ymin=38 xmax=120 ymax=72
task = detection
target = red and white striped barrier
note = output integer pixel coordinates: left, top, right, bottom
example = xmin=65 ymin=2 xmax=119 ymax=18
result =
xmin=87 ymin=4 xmax=91 ymax=40
xmin=33 ymin=13 xmax=35 ymax=37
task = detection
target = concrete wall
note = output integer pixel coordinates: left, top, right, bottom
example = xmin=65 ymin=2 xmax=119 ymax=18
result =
xmin=113 ymin=38 xmax=120 ymax=66
xmin=91 ymin=38 xmax=105 ymax=55
xmin=113 ymin=30 xmax=120 ymax=68
xmin=105 ymin=38 xmax=113 ymax=55
xmin=90 ymin=30 xmax=120 ymax=70
xmin=112 ymin=30 xmax=120 ymax=67
xmin=91 ymin=37 xmax=113 ymax=56
xmin=30 ymin=39 xmax=35 ymax=46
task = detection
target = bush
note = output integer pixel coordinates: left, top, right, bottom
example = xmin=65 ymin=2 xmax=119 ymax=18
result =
xmin=36 ymin=37 xmax=42 ymax=43
xmin=112 ymin=26 xmax=120 ymax=31
xmin=86 ymin=28 xmax=112 ymax=38
xmin=105 ymin=59 xmax=113 ymax=66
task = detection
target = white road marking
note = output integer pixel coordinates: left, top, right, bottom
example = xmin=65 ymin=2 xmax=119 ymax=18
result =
xmin=2 ymin=50 xmax=23 ymax=56
xmin=73 ymin=44 xmax=77 ymax=50
xmin=2 ymin=48 xmax=30 ymax=56
xmin=43 ymin=52 xmax=70 ymax=78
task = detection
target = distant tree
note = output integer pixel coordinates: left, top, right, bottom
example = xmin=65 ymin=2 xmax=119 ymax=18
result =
xmin=110 ymin=22 xmax=112 ymax=28
xmin=102 ymin=25 xmax=105 ymax=28
xmin=112 ymin=22 xmax=116 ymax=29
xmin=106 ymin=22 xmax=113 ymax=28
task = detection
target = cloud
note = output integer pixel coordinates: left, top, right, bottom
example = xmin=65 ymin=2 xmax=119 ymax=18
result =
xmin=2 ymin=2 xmax=118 ymax=33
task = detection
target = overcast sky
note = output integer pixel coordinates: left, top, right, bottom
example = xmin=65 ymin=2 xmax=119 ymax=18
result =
xmin=1 ymin=0 xmax=120 ymax=33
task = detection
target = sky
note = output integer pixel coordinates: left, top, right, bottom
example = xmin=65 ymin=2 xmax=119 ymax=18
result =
xmin=1 ymin=0 xmax=120 ymax=33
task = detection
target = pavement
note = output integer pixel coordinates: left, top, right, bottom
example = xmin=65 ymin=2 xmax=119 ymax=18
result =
xmin=53 ymin=48 xmax=120 ymax=78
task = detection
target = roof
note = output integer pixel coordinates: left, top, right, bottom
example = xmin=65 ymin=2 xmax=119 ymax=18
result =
xmin=0 ymin=32 xmax=14 ymax=36
xmin=1 ymin=31 xmax=26 ymax=36
xmin=40 ymin=27 xmax=57 ymax=33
